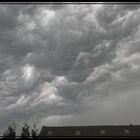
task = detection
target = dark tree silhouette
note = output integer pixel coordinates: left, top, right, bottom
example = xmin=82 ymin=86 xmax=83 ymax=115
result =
xmin=3 ymin=121 xmax=39 ymax=138
xmin=20 ymin=122 xmax=30 ymax=138
xmin=3 ymin=122 xmax=16 ymax=138
xmin=31 ymin=124 xmax=38 ymax=138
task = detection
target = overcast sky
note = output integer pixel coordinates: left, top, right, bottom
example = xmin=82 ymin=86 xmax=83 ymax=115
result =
xmin=1 ymin=3 xmax=140 ymax=135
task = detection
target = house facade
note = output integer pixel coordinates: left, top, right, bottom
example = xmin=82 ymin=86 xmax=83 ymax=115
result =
xmin=39 ymin=125 xmax=140 ymax=137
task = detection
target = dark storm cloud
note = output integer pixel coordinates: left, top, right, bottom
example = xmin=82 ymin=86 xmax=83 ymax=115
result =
xmin=1 ymin=4 xmax=140 ymax=135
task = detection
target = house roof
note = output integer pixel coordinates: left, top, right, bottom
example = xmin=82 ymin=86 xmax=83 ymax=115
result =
xmin=39 ymin=125 xmax=140 ymax=137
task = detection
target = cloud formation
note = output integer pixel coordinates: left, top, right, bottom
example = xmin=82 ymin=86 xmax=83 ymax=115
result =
xmin=0 ymin=4 xmax=140 ymax=135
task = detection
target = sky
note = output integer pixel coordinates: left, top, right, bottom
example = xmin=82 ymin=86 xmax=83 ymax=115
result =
xmin=1 ymin=3 xmax=140 ymax=135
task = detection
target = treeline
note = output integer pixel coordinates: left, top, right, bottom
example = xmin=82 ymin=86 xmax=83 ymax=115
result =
xmin=3 ymin=121 xmax=39 ymax=138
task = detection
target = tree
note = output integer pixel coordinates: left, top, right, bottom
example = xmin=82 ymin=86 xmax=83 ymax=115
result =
xmin=31 ymin=124 xmax=38 ymax=138
xmin=3 ymin=122 xmax=16 ymax=138
xmin=20 ymin=122 xmax=30 ymax=138
xmin=3 ymin=121 xmax=39 ymax=138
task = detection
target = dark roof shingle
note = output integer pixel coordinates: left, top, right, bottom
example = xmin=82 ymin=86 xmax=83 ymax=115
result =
xmin=39 ymin=125 xmax=140 ymax=137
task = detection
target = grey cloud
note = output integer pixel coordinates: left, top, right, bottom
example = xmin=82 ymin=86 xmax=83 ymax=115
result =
xmin=1 ymin=4 xmax=140 ymax=135
xmin=122 ymin=4 xmax=140 ymax=11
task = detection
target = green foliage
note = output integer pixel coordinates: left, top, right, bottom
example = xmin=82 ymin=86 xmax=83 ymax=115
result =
xmin=3 ymin=122 xmax=16 ymax=138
